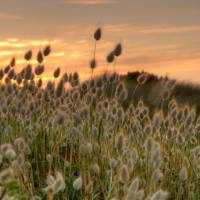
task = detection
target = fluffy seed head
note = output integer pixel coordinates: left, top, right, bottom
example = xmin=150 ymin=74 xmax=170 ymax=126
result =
xmin=53 ymin=67 xmax=60 ymax=78
xmin=90 ymin=59 xmax=97 ymax=70
xmin=150 ymin=189 xmax=168 ymax=200
xmin=179 ymin=166 xmax=188 ymax=181
xmin=10 ymin=57 xmax=16 ymax=67
xmin=119 ymin=164 xmax=129 ymax=184
xmin=35 ymin=65 xmax=44 ymax=75
xmin=73 ymin=176 xmax=83 ymax=190
xmin=128 ymin=177 xmax=140 ymax=193
xmin=43 ymin=45 xmax=51 ymax=56
xmin=137 ymin=73 xmax=148 ymax=85
xmin=94 ymin=28 xmax=102 ymax=41
xmin=114 ymin=43 xmax=122 ymax=57
xmin=14 ymin=138 xmax=26 ymax=152
xmin=4 ymin=148 xmax=16 ymax=160
xmin=151 ymin=168 xmax=164 ymax=183
xmin=0 ymin=168 xmax=13 ymax=183
xmin=37 ymin=51 xmax=43 ymax=63
xmin=52 ymin=172 xmax=66 ymax=194
xmin=90 ymin=163 xmax=100 ymax=176
xmin=24 ymin=50 xmax=32 ymax=61
xmin=106 ymin=51 xmax=115 ymax=63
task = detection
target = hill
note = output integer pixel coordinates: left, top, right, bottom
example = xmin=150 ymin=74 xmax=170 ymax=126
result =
xmin=120 ymin=71 xmax=200 ymax=112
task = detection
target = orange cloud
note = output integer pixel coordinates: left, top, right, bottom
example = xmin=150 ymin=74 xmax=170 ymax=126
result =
xmin=0 ymin=39 xmax=62 ymax=48
xmin=0 ymin=50 xmax=24 ymax=57
xmin=0 ymin=12 xmax=22 ymax=20
xmin=105 ymin=24 xmax=200 ymax=35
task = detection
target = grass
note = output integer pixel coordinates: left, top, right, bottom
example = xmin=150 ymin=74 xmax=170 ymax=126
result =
xmin=0 ymin=29 xmax=200 ymax=200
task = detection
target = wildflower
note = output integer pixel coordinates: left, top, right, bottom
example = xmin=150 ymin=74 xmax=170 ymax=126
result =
xmin=126 ymin=190 xmax=144 ymax=200
xmin=150 ymin=189 xmax=168 ymax=200
xmin=90 ymin=163 xmax=100 ymax=176
xmin=73 ymin=176 xmax=83 ymax=190
xmin=128 ymin=177 xmax=140 ymax=193
xmin=90 ymin=58 xmax=97 ymax=70
xmin=16 ymin=75 xmax=22 ymax=84
xmin=144 ymin=137 xmax=154 ymax=152
xmin=24 ymin=50 xmax=32 ymax=61
xmin=106 ymin=51 xmax=115 ymax=63
xmin=137 ymin=73 xmax=148 ymax=85
xmin=132 ymin=148 xmax=139 ymax=165
xmin=190 ymin=136 xmax=197 ymax=145
xmin=52 ymin=172 xmax=66 ymax=194
xmin=43 ymin=172 xmax=65 ymax=195
xmin=4 ymin=65 xmax=10 ymax=74
xmin=0 ymin=168 xmax=13 ymax=183
xmin=14 ymin=138 xmax=26 ymax=152
xmin=119 ymin=165 xmax=129 ymax=184
xmin=11 ymin=154 xmax=23 ymax=170
xmin=115 ymin=82 xmax=128 ymax=102
xmin=10 ymin=57 xmax=16 ymax=67
xmin=37 ymin=51 xmax=43 ymax=63
xmin=176 ymin=134 xmax=185 ymax=145
xmin=43 ymin=45 xmax=51 ymax=56
xmin=37 ymin=78 xmax=43 ymax=88
xmin=4 ymin=148 xmax=16 ymax=160
xmin=151 ymin=148 xmax=163 ymax=168
xmin=80 ymin=83 xmax=88 ymax=93
xmin=1 ymin=143 xmax=13 ymax=154
xmin=144 ymin=124 xmax=152 ymax=135
xmin=114 ymin=43 xmax=122 ymax=57
xmin=85 ymin=181 xmax=93 ymax=194
xmin=35 ymin=65 xmax=44 ymax=75
xmin=115 ymin=134 xmax=124 ymax=153
xmin=53 ymin=67 xmax=60 ymax=78
xmin=109 ymin=159 xmax=119 ymax=169
xmin=80 ymin=143 xmax=92 ymax=156
xmin=24 ymin=64 xmax=32 ymax=80
xmin=62 ymin=73 xmax=68 ymax=82
xmin=56 ymin=80 xmax=64 ymax=97
xmin=8 ymin=69 xmax=15 ymax=80
xmin=151 ymin=168 xmax=164 ymax=183
xmin=94 ymin=28 xmax=102 ymax=41
xmin=126 ymin=178 xmax=144 ymax=200
xmin=179 ymin=166 xmax=188 ymax=181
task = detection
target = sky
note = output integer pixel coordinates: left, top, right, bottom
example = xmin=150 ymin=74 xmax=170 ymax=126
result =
xmin=0 ymin=0 xmax=200 ymax=83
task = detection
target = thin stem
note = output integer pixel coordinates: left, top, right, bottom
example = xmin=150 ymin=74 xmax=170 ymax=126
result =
xmin=131 ymin=83 xmax=139 ymax=103
xmin=93 ymin=40 xmax=97 ymax=59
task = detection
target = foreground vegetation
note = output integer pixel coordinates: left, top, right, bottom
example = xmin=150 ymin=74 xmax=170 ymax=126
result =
xmin=0 ymin=29 xmax=200 ymax=200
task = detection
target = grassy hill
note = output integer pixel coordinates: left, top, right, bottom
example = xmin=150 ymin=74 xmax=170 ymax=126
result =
xmin=120 ymin=71 xmax=200 ymax=112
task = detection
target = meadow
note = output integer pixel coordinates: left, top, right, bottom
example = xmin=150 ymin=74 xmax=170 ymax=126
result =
xmin=0 ymin=29 xmax=200 ymax=200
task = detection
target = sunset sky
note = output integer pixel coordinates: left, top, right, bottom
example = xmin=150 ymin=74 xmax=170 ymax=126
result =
xmin=0 ymin=0 xmax=200 ymax=83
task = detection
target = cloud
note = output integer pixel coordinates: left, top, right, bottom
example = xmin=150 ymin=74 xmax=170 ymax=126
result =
xmin=0 ymin=39 xmax=62 ymax=48
xmin=64 ymin=0 xmax=117 ymax=5
xmin=105 ymin=24 xmax=200 ymax=35
xmin=138 ymin=26 xmax=200 ymax=34
xmin=0 ymin=50 xmax=23 ymax=58
xmin=120 ymin=51 xmax=200 ymax=66
xmin=0 ymin=12 xmax=22 ymax=20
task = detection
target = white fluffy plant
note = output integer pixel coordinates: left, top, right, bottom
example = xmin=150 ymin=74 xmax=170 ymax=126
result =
xmin=124 ymin=177 xmax=145 ymax=200
xmin=43 ymin=171 xmax=65 ymax=195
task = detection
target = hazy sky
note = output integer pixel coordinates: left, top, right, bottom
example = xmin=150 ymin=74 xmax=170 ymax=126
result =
xmin=0 ymin=0 xmax=200 ymax=82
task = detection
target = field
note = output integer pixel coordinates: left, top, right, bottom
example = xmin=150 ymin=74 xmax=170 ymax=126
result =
xmin=0 ymin=31 xmax=200 ymax=200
